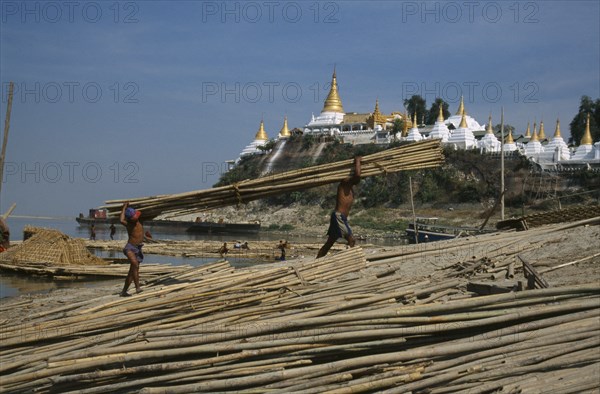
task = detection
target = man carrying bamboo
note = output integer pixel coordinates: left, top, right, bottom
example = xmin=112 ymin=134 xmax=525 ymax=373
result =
xmin=317 ymin=156 xmax=361 ymax=258
xmin=119 ymin=202 xmax=144 ymax=296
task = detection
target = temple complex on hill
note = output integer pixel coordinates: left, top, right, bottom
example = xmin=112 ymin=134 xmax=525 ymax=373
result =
xmin=303 ymin=69 xmax=405 ymax=145
xmin=233 ymin=69 xmax=600 ymax=171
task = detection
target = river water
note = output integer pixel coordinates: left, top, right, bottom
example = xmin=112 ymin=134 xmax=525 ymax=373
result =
xmin=1 ymin=216 xmax=401 ymax=298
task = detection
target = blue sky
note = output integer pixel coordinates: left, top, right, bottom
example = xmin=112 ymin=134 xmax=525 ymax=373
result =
xmin=1 ymin=0 xmax=599 ymax=216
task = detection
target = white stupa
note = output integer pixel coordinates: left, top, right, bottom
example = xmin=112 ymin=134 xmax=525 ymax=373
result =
xmin=428 ymin=105 xmax=450 ymax=142
xmin=447 ymin=110 xmax=477 ymax=149
xmin=404 ymin=112 xmax=423 ymax=142
xmin=304 ymin=68 xmax=345 ymax=135
xmin=239 ymin=119 xmax=270 ymax=158
xmin=478 ymin=115 xmax=501 ymax=153
xmin=524 ymin=127 xmax=544 ymax=159
xmin=445 ymin=96 xmax=484 ymax=133
xmin=503 ymin=126 xmax=518 ymax=152
xmin=572 ymin=114 xmax=596 ymax=161
xmin=539 ymin=119 xmax=570 ymax=163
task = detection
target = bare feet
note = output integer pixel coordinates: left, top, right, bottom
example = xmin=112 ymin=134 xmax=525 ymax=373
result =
xmin=136 ymin=288 xmax=143 ymax=294
xmin=120 ymin=291 xmax=131 ymax=297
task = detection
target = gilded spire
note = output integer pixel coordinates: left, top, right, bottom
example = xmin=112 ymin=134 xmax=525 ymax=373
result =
xmin=486 ymin=114 xmax=494 ymax=134
xmin=279 ymin=116 xmax=290 ymax=137
xmin=321 ymin=67 xmax=344 ymax=113
xmin=553 ymin=118 xmax=562 ymax=138
xmin=533 ymin=121 xmax=537 ymax=137
xmin=538 ymin=120 xmax=546 ymax=140
xmin=506 ymin=128 xmax=515 ymax=144
xmin=437 ymin=104 xmax=444 ymax=122
xmin=581 ymin=113 xmax=593 ymax=145
xmin=374 ymin=99 xmax=381 ymax=115
xmin=255 ymin=119 xmax=268 ymax=141
xmin=530 ymin=128 xmax=539 ymax=142
xmin=525 ymin=122 xmax=531 ymax=137
xmin=412 ymin=111 xmax=418 ymax=128
xmin=455 ymin=96 xmax=465 ymax=116
xmin=459 ymin=111 xmax=468 ymax=129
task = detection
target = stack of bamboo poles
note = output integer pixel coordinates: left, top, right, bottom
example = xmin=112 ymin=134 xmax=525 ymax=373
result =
xmin=101 ymin=139 xmax=444 ymax=218
xmin=0 ymin=261 xmax=192 ymax=279
xmin=1 ymin=241 xmax=598 ymax=393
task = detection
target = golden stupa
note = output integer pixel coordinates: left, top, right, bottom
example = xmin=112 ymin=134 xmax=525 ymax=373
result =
xmin=279 ymin=116 xmax=290 ymax=138
xmin=321 ymin=68 xmax=344 ymax=113
xmin=255 ymin=119 xmax=268 ymax=141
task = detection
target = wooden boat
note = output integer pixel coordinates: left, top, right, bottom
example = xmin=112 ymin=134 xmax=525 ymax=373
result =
xmin=405 ymin=217 xmax=487 ymax=243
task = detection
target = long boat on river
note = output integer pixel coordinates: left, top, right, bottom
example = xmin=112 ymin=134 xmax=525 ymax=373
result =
xmin=405 ymin=217 xmax=490 ymax=243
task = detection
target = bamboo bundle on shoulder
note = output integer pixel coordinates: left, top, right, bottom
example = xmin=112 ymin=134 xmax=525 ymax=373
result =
xmin=100 ymin=139 xmax=444 ymax=218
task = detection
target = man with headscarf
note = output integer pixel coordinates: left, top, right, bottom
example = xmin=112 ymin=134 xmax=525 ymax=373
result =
xmin=119 ymin=202 xmax=144 ymax=296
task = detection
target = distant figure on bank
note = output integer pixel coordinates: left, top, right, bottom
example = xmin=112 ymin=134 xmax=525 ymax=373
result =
xmin=119 ymin=202 xmax=144 ymax=297
xmin=109 ymin=224 xmax=116 ymax=240
xmin=0 ymin=218 xmax=10 ymax=252
xmin=277 ymin=240 xmax=288 ymax=261
xmin=242 ymin=241 xmax=250 ymax=250
xmin=90 ymin=224 xmax=96 ymax=241
xmin=219 ymin=242 xmax=229 ymax=258
xmin=317 ymin=156 xmax=361 ymax=258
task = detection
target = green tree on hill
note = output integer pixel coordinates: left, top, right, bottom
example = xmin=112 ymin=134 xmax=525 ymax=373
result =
xmin=403 ymin=95 xmax=428 ymax=125
xmin=391 ymin=118 xmax=403 ymax=140
xmin=569 ymin=96 xmax=600 ymax=145
xmin=494 ymin=124 xmax=515 ymax=136
xmin=426 ymin=98 xmax=451 ymax=125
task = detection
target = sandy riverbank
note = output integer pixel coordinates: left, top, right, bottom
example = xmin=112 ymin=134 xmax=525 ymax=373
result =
xmin=4 ymin=220 xmax=599 ymax=319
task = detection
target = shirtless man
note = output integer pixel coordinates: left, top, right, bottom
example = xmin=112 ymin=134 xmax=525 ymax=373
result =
xmin=119 ymin=202 xmax=144 ymax=296
xmin=317 ymin=156 xmax=361 ymax=258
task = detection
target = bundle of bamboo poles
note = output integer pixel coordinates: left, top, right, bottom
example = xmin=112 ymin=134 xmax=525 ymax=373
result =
xmin=0 ymin=261 xmax=191 ymax=279
xmin=101 ymin=139 xmax=444 ymax=218
xmin=1 ymin=240 xmax=598 ymax=393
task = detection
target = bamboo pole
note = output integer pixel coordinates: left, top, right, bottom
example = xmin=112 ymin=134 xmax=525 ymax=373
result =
xmin=0 ymin=81 xmax=15 ymax=204
xmin=100 ymin=140 xmax=444 ymax=218
xmin=539 ymin=252 xmax=600 ymax=273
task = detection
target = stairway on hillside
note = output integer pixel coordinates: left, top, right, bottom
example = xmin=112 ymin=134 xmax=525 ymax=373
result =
xmin=260 ymin=139 xmax=327 ymax=175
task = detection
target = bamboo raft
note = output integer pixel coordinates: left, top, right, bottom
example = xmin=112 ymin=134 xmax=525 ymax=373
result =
xmin=0 ymin=227 xmax=193 ymax=280
xmin=101 ymin=139 xmax=445 ymax=218
xmin=86 ymin=239 xmax=351 ymax=261
xmin=1 ymin=221 xmax=599 ymax=393
xmin=0 ymin=261 xmax=191 ymax=280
